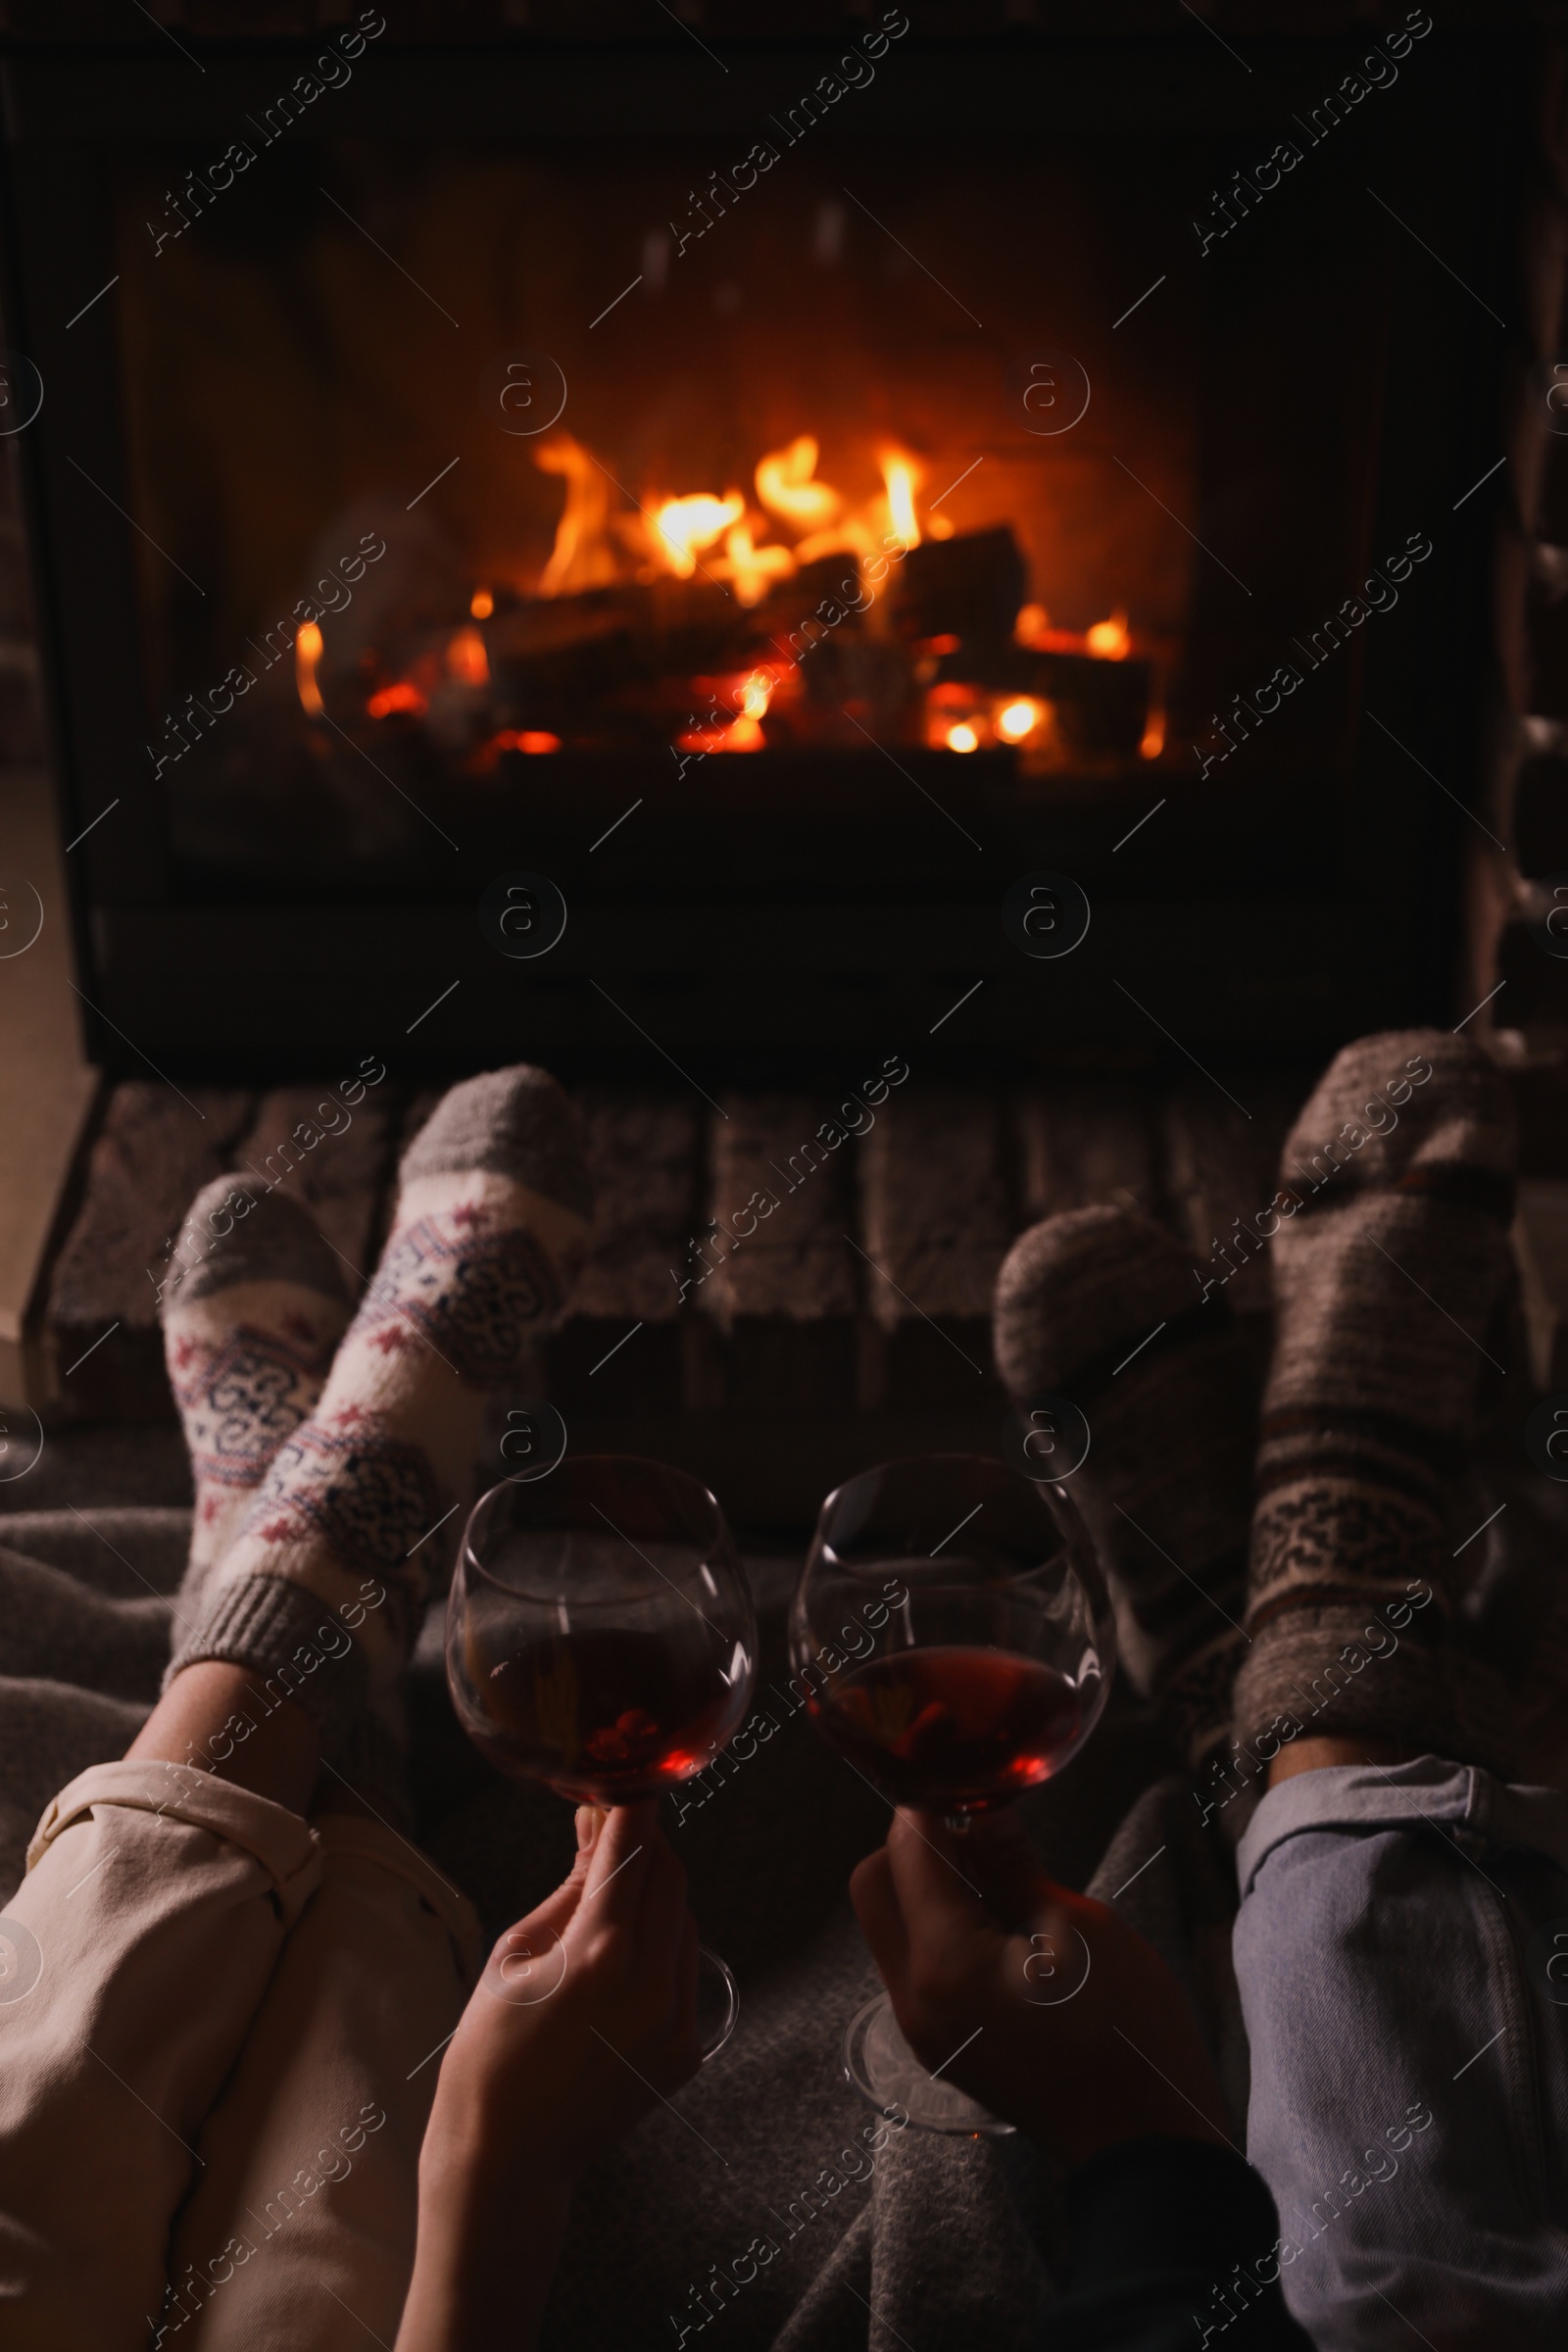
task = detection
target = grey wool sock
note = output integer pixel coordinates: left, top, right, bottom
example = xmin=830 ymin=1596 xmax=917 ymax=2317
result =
xmin=161 ymin=1174 xmax=353 ymax=1621
xmin=163 ymin=1066 xmax=593 ymax=1767
xmin=994 ymin=1204 xmax=1257 ymax=1769
xmin=1230 ymin=1029 xmax=1518 ymax=1773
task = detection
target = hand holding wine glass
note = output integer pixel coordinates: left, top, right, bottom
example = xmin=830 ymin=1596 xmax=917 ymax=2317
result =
xmin=400 ymin=1799 xmax=702 ymax=2352
xmin=851 ymin=1806 xmax=1234 ymax=2168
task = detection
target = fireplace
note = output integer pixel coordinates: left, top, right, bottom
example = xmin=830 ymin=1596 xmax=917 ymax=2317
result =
xmin=0 ymin=7 xmax=1520 ymax=1083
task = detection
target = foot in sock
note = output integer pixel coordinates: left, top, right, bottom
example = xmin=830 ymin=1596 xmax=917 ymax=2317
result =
xmin=994 ymin=1203 xmax=1257 ymax=1769
xmin=1230 ymin=1029 xmax=1517 ymax=1775
xmin=161 ymin=1175 xmax=353 ymax=1620
xmin=163 ymin=1066 xmax=593 ymax=1762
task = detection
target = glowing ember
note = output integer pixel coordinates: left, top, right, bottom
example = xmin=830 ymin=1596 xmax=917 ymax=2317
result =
xmin=473 ymin=727 xmax=561 ymax=763
xmin=654 ymin=491 xmax=746 ymax=578
xmin=295 ymin=619 xmax=324 ymax=717
xmin=1085 ymin=610 xmax=1131 ymax=660
xmin=946 ymin=722 xmax=979 ymax=753
xmin=367 ymin=680 xmax=428 ymax=719
xmin=470 ymin=586 xmax=494 ymax=618
xmin=1139 ymin=708 xmax=1166 ymax=760
xmin=995 ymin=697 xmax=1044 ymax=743
xmin=447 ymin=626 xmax=490 ymax=687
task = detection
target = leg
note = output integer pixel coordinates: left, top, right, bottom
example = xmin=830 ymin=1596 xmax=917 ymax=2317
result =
xmin=165 ymin=1814 xmax=481 ymax=2350
xmin=0 ymin=1722 xmax=321 ymax=2350
xmin=1222 ymin=1033 xmax=1568 ymax=2343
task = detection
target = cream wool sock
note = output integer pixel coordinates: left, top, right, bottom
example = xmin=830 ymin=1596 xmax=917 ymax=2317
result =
xmin=163 ymin=1067 xmax=593 ymax=1741
xmin=161 ymin=1175 xmax=353 ymax=1617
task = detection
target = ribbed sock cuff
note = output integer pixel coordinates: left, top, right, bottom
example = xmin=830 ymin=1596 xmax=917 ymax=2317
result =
xmin=164 ymin=1571 xmax=370 ymax=1730
xmin=1230 ymin=1601 xmax=1457 ymax=1760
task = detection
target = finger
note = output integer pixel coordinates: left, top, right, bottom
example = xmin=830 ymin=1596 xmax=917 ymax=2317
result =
xmin=884 ymin=1810 xmax=1008 ymax=1966
xmin=635 ymin=1824 xmax=693 ymax=1994
xmin=489 ymin=1870 xmax=585 ymax=1980
xmin=849 ymin=1846 xmax=910 ymax=2001
xmin=577 ymin=1797 xmax=658 ymax=1919
xmin=961 ymin=1808 xmax=1059 ymax=1931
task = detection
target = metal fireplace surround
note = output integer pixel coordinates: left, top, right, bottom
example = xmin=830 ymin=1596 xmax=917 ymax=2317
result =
xmin=0 ymin=9 xmax=1523 ymax=1089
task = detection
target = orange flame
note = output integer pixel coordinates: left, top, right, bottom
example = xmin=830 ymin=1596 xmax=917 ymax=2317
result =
xmin=880 ymin=451 xmax=922 ymax=550
xmin=755 ymin=435 xmax=842 ymax=531
xmin=295 ymin=619 xmax=324 ymax=717
xmin=654 ymin=491 xmax=746 ymax=579
xmin=534 ymin=434 xmax=619 ymax=598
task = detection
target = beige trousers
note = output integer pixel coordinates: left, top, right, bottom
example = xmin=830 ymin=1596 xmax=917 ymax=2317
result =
xmin=0 ymin=1759 xmax=482 ymax=2350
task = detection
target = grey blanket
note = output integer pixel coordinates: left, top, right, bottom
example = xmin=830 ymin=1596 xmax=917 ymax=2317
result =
xmin=0 ymin=1494 xmax=1248 ymax=2351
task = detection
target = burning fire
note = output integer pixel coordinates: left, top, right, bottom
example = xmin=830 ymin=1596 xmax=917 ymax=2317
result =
xmin=528 ymin=432 xmax=939 ymax=606
xmin=343 ymin=423 xmax=1162 ymax=770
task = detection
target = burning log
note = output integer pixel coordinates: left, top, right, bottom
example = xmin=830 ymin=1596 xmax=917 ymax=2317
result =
xmin=895 ymin=526 xmax=1028 ymax=657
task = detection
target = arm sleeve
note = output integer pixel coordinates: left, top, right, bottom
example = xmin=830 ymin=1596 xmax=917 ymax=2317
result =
xmin=1037 ymin=2136 xmax=1315 ymax=2351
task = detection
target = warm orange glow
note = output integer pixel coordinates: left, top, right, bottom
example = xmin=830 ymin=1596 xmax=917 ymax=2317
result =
xmin=996 ymin=697 xmax=1044 ymax=743
xmin=534 ymin=434 xmax=618 ymax=598
xmin=654 ymin=491 xmax=746 ymax=578
xmin=1139 ymin=708 xmax=1167 ymax=760
xmin=447 ymin=626 xmax=490 ymax=687
xmin=1015 ymin=603 xmax=1050 ymax=646
xmin=737 ymin=668 xmax=773 ymax=719
xmin=880 ymin=451 xmax=922 ymax=549
xmin=478 ymin=727 xmax=561 ymax=759
xmin=367 ymin=680 xmax=428 ymax=719
xmin=295 ymin=619 xmax=324 ymax=717
xmin=946 ymin=721 xmax=979 ymax=753
xmin=755 ymin=435 xmax=842 ymax=530
xmin=469 ymin=586 xmax=494 ymax=618
xmin=1085 ymin=609 xmax=1131 ymax=660
xmin=719 ymin=521 xmax=795 ymax=608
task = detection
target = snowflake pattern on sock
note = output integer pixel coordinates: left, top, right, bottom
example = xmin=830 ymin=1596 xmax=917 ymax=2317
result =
xmin=168 ymin=1323 xmax=338 ymax=1490
xmin=245 ymin=1408 xmax=451 ymax=1586
xmin=351 ymin=1210 xmax=564 ymax=1381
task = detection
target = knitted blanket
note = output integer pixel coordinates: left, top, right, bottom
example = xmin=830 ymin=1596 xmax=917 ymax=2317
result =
xmin=0 ymin=1504 xmax=1248 ymax=2351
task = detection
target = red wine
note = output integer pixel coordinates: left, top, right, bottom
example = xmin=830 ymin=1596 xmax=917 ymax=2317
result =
xmin=468 ymin=1625 xmax=736 ymax=1801
xmin=811 ymin=1646 xmax=1088 ymax=1811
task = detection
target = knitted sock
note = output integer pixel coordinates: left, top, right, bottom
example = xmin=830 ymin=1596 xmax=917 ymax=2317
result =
xmin=163 ymin=1067 xmax=593 ymax=1752
xmin=1230 ymin=1029 xmax=1517 ymax=1770
xmin=994 ymin=1204 xmax=1257 ymax=1768
xmin=161 ymin=1175 xmax=352 ymax=1617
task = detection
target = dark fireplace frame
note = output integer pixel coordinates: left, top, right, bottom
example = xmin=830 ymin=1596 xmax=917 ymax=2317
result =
xmin=0 ymin=14 xmax=1523 ymax=1086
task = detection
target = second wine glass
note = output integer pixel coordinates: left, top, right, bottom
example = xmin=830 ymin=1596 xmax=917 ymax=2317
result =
xmin=791 ymin=1452 xmax=1115 ymax=2132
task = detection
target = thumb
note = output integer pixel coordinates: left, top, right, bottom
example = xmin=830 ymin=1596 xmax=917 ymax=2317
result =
xmin=960 ymin=1808 xmax=1058 ymax=1932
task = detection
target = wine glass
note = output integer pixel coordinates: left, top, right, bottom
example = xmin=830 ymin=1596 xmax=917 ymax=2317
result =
xmin=791 ymin=1452 xmax=1115 ymax=2133
xmin=447 ymin=1454 xmax=758 ymax=2059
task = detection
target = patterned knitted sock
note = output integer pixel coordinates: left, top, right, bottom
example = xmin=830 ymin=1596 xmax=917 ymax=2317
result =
xmin=163 ymin=1066 xmax=593 ymax=1752
xmin=1230 ymin=1030 xmax=1517 ymax=1768
xmin=994 ymin=1204 xmax=1256 ymax=1767
xmin=161 ymin=1174 xmax=352 ymax=1618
